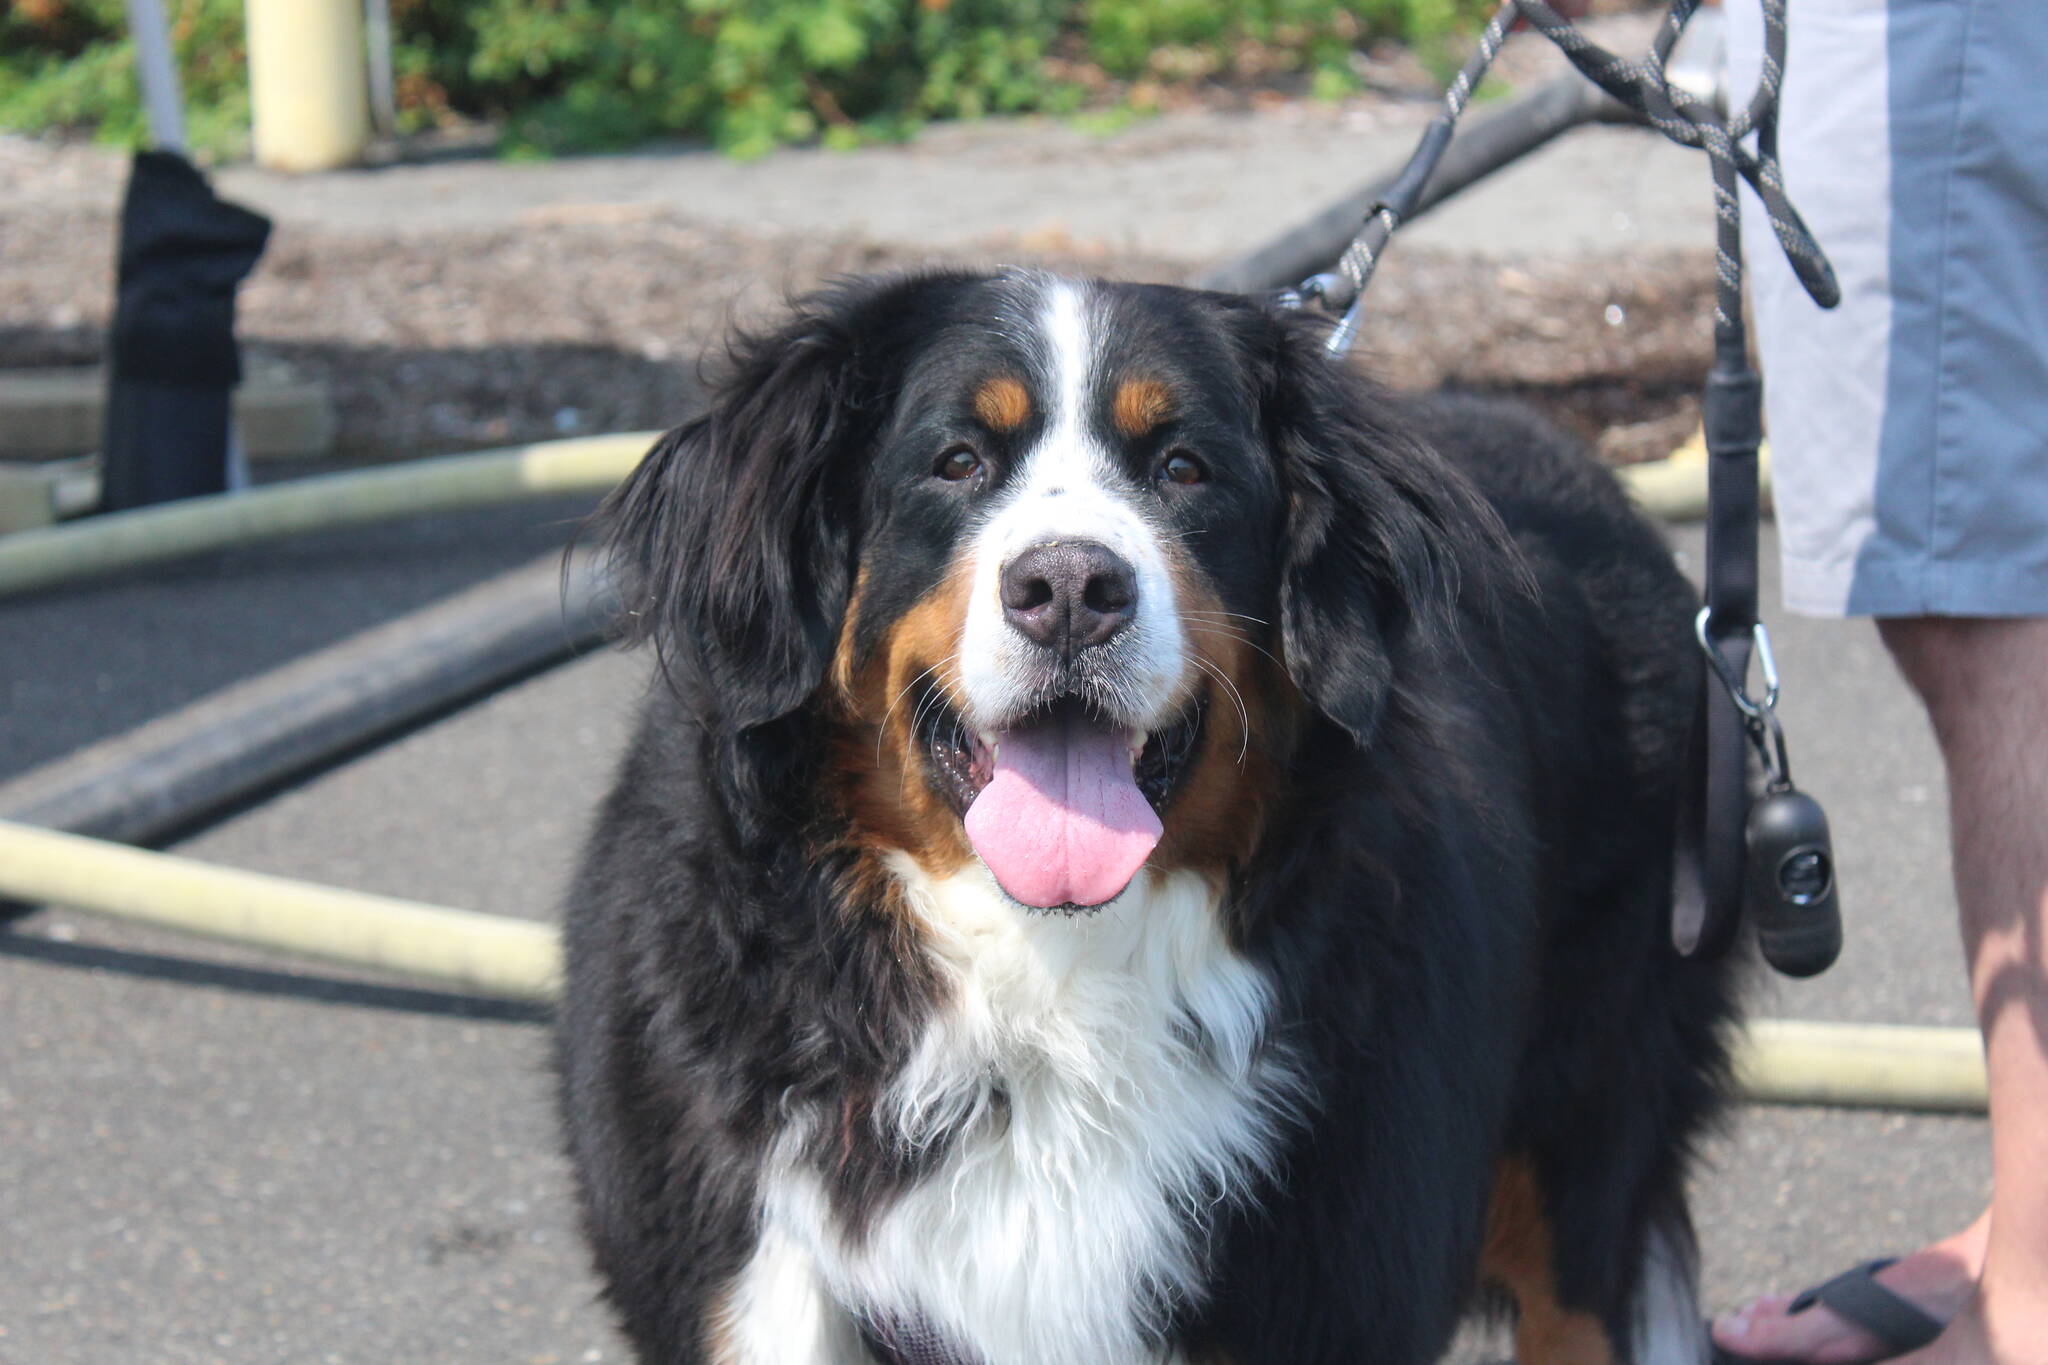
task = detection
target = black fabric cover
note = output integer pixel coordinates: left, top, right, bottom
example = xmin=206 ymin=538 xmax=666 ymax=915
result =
xmin=99 ymin=379 xmax=236 ymax=510
xmin=100 ymin=150 xmax=270 ymax=511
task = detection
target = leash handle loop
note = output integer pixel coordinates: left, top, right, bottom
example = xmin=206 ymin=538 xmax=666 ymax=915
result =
xmin=1295 ymin=0 xmax=1838 ymax=357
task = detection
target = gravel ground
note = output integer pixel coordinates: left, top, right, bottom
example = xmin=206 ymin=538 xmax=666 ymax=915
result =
xmin=0 ymin=199 xmax=1712 ymax=465
xmin=2 ymin=67 xmax=1716 ymax=468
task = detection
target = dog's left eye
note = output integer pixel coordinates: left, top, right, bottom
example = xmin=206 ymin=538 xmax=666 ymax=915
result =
xmin=936 ymin=446 xmax=983 ymax=482
xmin=1158 ymin=449 xmax=1208 ymax=486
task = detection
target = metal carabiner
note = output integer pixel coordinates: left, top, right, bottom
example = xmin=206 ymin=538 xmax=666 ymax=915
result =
xmin=1750 ymin=697 xmax=1794 ymax=789
xmin=1693 ymin=607 xmax=1780 ymax=720
xmin=1694 ymin=607 xmax=1794 ymax=786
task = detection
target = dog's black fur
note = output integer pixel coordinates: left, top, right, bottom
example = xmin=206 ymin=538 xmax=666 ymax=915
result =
xmin=557 ymin=271 xmax=1735 ymax=1364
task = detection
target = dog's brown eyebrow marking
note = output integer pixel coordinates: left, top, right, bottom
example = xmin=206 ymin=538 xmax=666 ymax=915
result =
xmin=973 ymin=376 xmax=1032 ymax=432
xmin=1112 ymin=378 xmax=1173 ymax=439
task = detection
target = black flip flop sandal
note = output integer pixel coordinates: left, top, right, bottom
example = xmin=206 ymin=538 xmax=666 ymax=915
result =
xmin=1710 ymin=1257 xmax=1948 ymax=1365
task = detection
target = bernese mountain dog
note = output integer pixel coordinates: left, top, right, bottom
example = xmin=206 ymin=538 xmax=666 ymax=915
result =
xmin=556 ymin=269 xmax=1735 ymax=1365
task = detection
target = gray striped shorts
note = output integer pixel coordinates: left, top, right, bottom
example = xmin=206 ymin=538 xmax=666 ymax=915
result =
xmin=1728 ymin=0 xmax=2048 ymax=618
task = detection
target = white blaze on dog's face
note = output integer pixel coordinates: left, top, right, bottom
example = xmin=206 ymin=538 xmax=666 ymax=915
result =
xmin=827 ymin=273 xmax=1293 ymax=915
xmin=949 ymin=282 xmax=1196 ymax=910
xmin=956 ymin=283 xmax=1190 ymax=731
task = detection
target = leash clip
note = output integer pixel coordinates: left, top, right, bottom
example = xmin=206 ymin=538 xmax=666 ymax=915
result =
xmin=1694 ymin=608 xmax=1778 ymax=721
xmin=1693 ymin=607 xmax=1841 ymax=975
xmin=1695 ymin=608 xmax=1791 ymax=784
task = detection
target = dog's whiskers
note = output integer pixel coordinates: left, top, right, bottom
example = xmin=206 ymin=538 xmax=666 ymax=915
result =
xmin=879 ymin=661 xmax=944 ymax=764
xmin=1189 ymin=655 xmax=1251 ymax=766
xmin=898 ymin=653 xmax=963 ymax=798
xmin=1182 ymin=609 xmax=1269 ymax=627
xmin=1183 ymin=624 xmax=1284 ymax=670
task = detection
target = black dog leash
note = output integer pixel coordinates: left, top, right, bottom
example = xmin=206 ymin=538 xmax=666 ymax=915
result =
xmin=1285 ymin=0 xmax=1844 ymax=976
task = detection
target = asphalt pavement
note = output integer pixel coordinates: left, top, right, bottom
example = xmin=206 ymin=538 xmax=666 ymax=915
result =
xmin=0 ymin=501 xmax=1990 ymax=1365
xmin=0 ymin=93 xmax=1990 ymax=1365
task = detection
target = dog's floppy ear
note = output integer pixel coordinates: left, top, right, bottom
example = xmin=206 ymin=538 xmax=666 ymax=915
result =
xmin=598 ymin=278 xmax=917 ymax=732
xmin=1260 ymin=312 xmax=1496 ymax=748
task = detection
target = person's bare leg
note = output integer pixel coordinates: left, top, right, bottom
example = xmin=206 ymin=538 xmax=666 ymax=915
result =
xmin=1885 ymin=617 xmax=2048 ymax=1362
xmin=1714 ymin=617 xmax=2048 ymax=1363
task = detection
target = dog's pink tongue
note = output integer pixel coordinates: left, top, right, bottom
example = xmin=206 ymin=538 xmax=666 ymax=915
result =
xmin=964 ymin=713 xmax=1162 ymax=908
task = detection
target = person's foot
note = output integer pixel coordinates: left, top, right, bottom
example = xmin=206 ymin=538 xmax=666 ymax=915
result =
xmin=1712 ymin=1213 xmax=1989 ymax=1364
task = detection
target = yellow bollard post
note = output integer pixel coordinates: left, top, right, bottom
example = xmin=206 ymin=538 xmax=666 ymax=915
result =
xmin=244 ymin=0 xmax=370 ymax=172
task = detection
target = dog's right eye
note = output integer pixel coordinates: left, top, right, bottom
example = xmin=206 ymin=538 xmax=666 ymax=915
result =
xmin=936 ymin=446 xmax=983 ymax=482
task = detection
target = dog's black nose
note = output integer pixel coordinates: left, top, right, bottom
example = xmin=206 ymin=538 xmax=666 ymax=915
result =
xmin=1001 ymin=541 xmax=1138 ymax=656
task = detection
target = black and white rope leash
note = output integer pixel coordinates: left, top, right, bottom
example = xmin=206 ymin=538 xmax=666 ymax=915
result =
xmin=1289 ymin=0 xmax=1845 ymax=975
xmin=1289 ymin=0 xmax=1837 ymax=354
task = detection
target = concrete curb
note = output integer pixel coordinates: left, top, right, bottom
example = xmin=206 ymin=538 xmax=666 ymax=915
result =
xmin=0 ymin=366 xmax=337 ymax=462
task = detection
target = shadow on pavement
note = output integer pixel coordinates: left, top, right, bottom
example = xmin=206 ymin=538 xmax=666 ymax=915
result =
xmin=0 ymin=928 xmax=550 ymax=1024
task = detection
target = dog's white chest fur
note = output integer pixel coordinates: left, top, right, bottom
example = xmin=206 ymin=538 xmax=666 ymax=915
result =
xmin=728 ymin=861 xmax=1294 ymax=1365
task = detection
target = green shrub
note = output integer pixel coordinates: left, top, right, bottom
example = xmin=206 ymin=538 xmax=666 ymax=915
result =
xmin=0 ymin=0 xmax=1497 ymax=159
xmin=1 ymin=0 xmax=253 ymax=155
